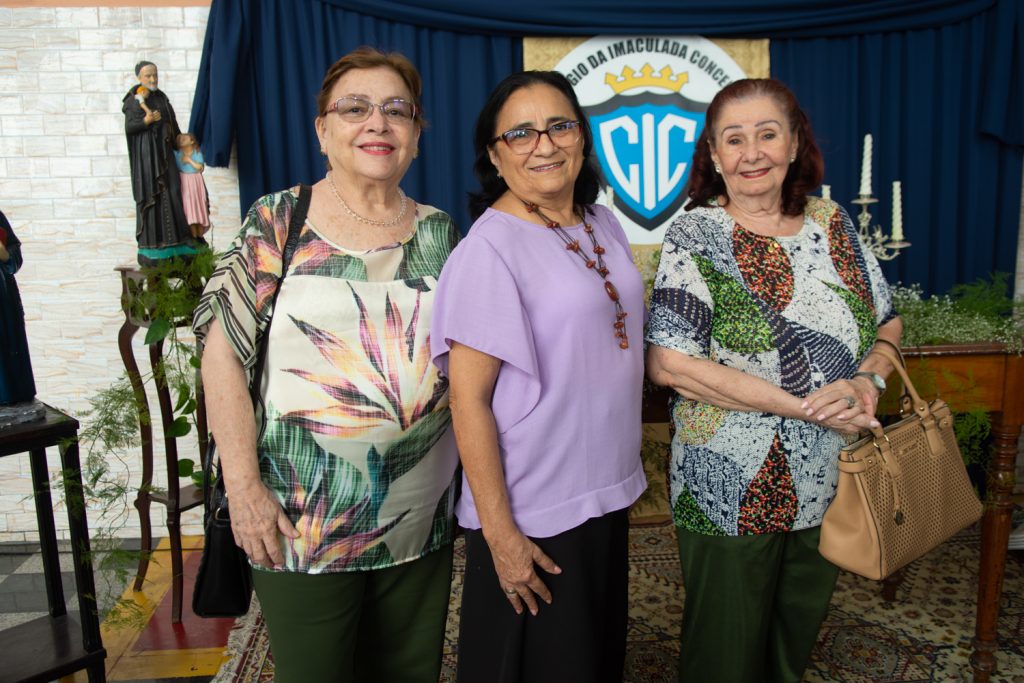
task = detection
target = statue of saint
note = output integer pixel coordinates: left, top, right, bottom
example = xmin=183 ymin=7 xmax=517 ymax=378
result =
xmin=122 ymin=61 xmax=199 ymax=266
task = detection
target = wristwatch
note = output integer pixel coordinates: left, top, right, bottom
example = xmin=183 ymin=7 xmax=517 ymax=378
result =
xmin=853 ymin=371 xmax=887 ymax=394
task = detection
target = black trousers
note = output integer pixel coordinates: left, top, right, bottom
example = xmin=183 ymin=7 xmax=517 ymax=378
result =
xmin=456 ymin=509 xmax=629 ymax=683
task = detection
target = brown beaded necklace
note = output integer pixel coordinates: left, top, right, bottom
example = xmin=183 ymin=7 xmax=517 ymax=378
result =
xmin=518 ymin=198 xmax=629 ymax=349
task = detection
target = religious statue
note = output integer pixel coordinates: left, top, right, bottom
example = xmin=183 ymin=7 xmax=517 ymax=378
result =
xmin=0 ymin=210 xmax=44 ymax=426
xmin=122 ymin=61 xmax=199 ymax=266
xmin=174 ymin=133 xmax=211 ymax=238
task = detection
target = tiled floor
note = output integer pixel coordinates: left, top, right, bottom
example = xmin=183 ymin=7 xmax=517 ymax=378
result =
xmin=0 ymin=537 xmax=221 ymax=683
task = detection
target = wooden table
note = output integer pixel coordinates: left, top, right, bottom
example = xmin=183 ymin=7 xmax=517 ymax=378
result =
xmin=881 ymin=344 xmax=1023 ymax=682
xmin=0 ymin=404 xmax=106 ymax=683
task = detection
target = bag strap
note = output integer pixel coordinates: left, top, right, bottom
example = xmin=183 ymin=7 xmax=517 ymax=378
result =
xmin=864 ymin=341 xmax=946 ymax=455
xmin=204 ymin=184 xmax=311 ymax=499
xmin=247 ymin=183 xmax=310 ymax=402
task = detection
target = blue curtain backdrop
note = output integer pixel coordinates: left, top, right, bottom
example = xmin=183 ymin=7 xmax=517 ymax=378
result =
xmin=189 ymin=0 xmax=521 ymax=236
xmin=191 ymin=0 xmax=1023 ymax=294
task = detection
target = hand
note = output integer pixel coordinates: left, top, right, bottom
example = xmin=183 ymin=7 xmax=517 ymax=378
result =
xmin=144 ymin=110 xmax=162 ymax=125
xmin=487 ymin=529 xmax=562 ymax=616
xmin=802 ymin=379 xmax=879 ymax=424
xmin=228 ymin=482 xmax=300 ymax=569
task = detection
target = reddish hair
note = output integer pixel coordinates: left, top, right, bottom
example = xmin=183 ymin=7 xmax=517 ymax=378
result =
xmin=685 ymin=78 xmax=824 ymax=217
xmin=315 ymin=46 xmax=425 ymax=126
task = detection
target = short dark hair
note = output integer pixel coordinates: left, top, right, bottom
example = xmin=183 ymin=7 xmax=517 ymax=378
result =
xmin=684 ymin=78 xmax=824 ymax=217
xmin=134 ymin=60 xmax=156 ymax=76
xmin=469 ymin=70 xmax=601 ymax=221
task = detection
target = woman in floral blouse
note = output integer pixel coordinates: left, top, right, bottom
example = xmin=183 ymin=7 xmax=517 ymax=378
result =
xmin=645 ymin=78 xmax=903 ymax=682
xmin=196 ymin=48 xmax=458 ymax=683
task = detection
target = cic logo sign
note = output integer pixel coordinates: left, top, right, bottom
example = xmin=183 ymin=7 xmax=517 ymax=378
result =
xmin=556 ymin=36 xmax=747 ymax=243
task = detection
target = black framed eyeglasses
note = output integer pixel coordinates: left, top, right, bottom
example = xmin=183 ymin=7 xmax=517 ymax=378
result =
xmin=490 ymin=120 xmax=582 ymax=155
xmin=326 ymin=96 xmax=417 ymax=123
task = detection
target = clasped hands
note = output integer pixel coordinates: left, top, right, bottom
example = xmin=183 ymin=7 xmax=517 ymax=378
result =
xmin=144 ymin=110 xmax=162 ymax=125
xmin=801 ymin=377 xmax=880 ymax=436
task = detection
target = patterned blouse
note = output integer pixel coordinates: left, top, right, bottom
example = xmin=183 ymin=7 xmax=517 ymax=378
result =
xmin=645 ymin=197 xmax=896 ymax=537
xmin=194 ymin=188 xmax=460 ymax=572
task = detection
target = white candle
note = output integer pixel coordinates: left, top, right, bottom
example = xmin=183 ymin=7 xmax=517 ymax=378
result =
xmin=821 ymin=184 xmax=831 ymax=201
xmin=859 ymin=134 xmax=873 ymax=197
xmin=891 ymin=181 xmax=903 ymax=242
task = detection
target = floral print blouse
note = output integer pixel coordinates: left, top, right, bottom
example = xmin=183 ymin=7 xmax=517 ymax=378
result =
xmin=645 ymin=197 xmax=896 ymax=536
xmin=195 ymin=188 xmax=460 ymax=572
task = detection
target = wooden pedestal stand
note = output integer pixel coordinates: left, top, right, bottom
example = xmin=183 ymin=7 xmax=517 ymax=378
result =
xmin=115 ymin=265 xmax=208 ymax=623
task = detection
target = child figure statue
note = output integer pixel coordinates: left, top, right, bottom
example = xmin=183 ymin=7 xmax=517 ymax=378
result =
xmin=174 ymin=133 xmax=211 ymax=238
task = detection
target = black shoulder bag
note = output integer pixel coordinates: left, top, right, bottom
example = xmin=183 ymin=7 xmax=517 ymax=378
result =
xmin=192 ymin=185 xmax=311 ymax=618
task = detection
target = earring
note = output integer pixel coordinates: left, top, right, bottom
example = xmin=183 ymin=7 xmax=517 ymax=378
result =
xmin=497 ymin=171 xmax=502 ymax=178
xmin=413 ymin=149 xmax=419 ymax=159
xmin=714 ymin=164 xmax=722 ymax=175
xmin=320 ymin=148 xmax=326 ymax=157
xmin=789 ymin=155 xmax=796 ymax=163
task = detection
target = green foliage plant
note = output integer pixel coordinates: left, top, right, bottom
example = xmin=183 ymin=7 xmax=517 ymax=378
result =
xmin=894 ymin=273 xmax=1024 ymax=352
xmin=53 ymin=250 xmax=215 ymax=626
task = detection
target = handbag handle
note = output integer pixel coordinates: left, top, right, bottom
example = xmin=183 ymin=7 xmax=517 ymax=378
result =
xmin=861 ymin=340 xmax=946 ymax=456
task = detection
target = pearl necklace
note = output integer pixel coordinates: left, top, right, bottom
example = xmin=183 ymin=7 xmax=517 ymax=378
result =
xmin=326 ymin=171 xmax=409 ymax=227
xmin=517 ymin=198 xmax=629 ymax=350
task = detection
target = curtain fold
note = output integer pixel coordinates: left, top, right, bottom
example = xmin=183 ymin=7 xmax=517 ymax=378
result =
xmin=191 ymin=0 xmax=521 ymax=233
xmin=315 ymin=0 xmax=996 ymax=37
xmin=771 ymin=14 xmax=1024 ymax=294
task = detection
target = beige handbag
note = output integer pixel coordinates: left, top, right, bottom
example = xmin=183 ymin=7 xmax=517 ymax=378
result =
xmin=818 ymin=343 xmax=983 ymax=580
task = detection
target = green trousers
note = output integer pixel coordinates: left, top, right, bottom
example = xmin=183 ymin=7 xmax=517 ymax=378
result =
xmin=251 ymin=544 xmax=453 ymax=683
xmin=676 ymin=525 xmax=839 ymax=683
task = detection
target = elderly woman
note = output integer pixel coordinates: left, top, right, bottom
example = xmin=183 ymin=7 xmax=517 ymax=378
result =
xmin=430 ymin=71 xmax=647 ymax=682
xmin=195 ymin=47 xmax=459 ymax=683
xmin=646 ymin=78 xmax=903 ymax=682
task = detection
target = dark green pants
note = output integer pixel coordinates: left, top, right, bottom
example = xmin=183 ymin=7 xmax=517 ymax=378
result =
xmin=252 ymin=544 xmax=453 ymax=683
xmin=676 ymin=525 xmax=839 ymax=683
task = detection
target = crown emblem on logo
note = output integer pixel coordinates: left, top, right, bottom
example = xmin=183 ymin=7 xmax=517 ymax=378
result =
xmin=604 ymin=64 xmax=688 ymax=94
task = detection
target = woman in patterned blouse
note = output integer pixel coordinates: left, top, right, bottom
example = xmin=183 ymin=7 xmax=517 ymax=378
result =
xmin=196 ymin=48 xmax=459 ymax=682
xmin=645 ymin=78 xmax=903 ymax=682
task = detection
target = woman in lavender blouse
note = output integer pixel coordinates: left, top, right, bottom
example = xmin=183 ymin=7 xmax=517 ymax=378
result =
xmin=431 ymin=71 xmax=647 ymax=682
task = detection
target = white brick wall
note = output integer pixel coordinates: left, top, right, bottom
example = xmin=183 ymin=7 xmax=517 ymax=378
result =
xmin=0 ymin=5 xmax=241 ymax=542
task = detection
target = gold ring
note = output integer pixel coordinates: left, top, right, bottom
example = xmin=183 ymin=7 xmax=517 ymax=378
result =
xmin=505 ymin=587 xmax=516 ymax=594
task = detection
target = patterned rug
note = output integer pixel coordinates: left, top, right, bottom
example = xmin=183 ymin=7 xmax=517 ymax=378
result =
xmin=213 ymin=523 xmax=1024 ymax=682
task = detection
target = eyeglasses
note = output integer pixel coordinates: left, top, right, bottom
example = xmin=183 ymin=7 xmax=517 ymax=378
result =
xmin=490 ymin=120 xmax=582 ymax=155
xmin=326 ymin=96 xmax=417 ymax=123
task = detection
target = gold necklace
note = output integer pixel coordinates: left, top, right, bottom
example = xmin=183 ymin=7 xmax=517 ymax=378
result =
xmin=326 ymin=171 xmax=409 ymax=227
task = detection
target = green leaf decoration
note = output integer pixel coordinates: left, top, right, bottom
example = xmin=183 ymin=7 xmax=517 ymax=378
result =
xmin=396 ymin=213 xmax=458 ymax=281
xmin=189 ymin=355 xmax=201 ymax=369
xmin=166 ymin=416 xmax=191 ymax=438
xmin=180 ymin=398 xmax=197 ymax=415
xmin=673 ymin=486 xmax=726 ymax=536
xmin=173 ymin=388 xmax=190 ymax=412
xmin=824 ymin=282 xmax=876 ymax=357
xmin=177 ymin=458 xmax=195 ymax=477
xmin=694 ymin=255 xmax=774 ymax=354
xmin=144 ymin=318 xmax=172 ymax=345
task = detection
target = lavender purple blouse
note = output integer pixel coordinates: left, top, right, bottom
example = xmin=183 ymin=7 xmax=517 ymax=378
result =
xmin=430 ymin=205 xmax=647 ymax=538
